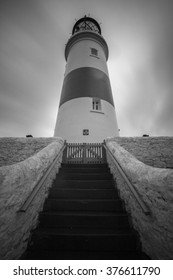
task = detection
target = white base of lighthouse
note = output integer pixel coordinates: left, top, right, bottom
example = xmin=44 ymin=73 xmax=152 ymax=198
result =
xmin=54 ymin=97 xmax=119 ymax=143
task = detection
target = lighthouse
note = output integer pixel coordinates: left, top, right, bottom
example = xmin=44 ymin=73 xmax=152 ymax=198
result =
xmin=54 ymin=16 xmax=119 ymax=142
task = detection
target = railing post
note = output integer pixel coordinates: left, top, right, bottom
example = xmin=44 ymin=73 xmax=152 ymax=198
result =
xmin=62 ymin=141 xmax=67 ymax=163
xmin=102 ymin=141 xmax=106 ymax=163
xmin=83 ymin=143 xmax=86 ymax=164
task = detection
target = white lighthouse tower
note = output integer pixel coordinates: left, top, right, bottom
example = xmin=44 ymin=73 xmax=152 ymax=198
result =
xmin=54 ymin=16 xmax=119 ymax=142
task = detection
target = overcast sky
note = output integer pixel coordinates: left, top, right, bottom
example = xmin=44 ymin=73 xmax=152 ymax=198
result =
xmin=0 ymin=0 xmax=173 ymax=137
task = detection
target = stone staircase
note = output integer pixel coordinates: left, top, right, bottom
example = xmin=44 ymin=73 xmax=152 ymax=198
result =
xmin=22 ymin=163 xmax=149 ymax=259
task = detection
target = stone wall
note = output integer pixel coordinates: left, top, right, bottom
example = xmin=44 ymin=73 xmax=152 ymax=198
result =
xmin=0 ymin=137 xmax=61 ymax=167
xmin=113 ymin=137 xmax=173 ymax=169
xmin=105 ymin=138 xmax=173 ymax=260
xmin=0 ymin=138 xmax=64 ymax=260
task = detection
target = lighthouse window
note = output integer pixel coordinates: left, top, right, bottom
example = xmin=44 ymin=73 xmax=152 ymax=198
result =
xmin=92 ymin=98 xmax=101 ymax=111
xmin=90 ymin=48 xmax=98 ymax=57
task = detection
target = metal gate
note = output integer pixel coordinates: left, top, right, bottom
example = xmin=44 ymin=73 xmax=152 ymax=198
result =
xmin=63 ymin=143 xmax=106 ymax=164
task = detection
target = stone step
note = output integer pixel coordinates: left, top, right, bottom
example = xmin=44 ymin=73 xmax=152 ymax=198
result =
xmin=59 ymin=167 xmax=110 ymax=174
xmin=44 ymin=198 xmax=124 ymax=212
xmin=52 ymin=179 xmax=115 ymax=189
xmin=48 ymin=188 xmax=118 ymax=199
xmin=56 ymin=172 xmax=113 ymax=180
xmin=29 ymin=229 xmax=138 ymax=251
xmin=23 ymin=249 xmax=149 ymax=260
xmin=34 ymin=227 xmax=130 ymax=235
xmin=39 ymin=211 xmax=130 ymax=229
xmin=61 ymin=163 xmax=108 ymax=169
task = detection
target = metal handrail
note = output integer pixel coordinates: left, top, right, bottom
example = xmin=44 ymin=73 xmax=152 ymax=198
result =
xmin=19 ymin=142 xmax=66 ymax=212
xmin=103 ymin=143 xmax=150 ymax=216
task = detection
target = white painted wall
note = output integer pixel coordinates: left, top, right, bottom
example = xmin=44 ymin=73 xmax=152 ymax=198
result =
xmin=54 ymin=32 xmax=119 ymax=143
xmin=54 ymin=97 xmax=119 ymax=143
xmin=65 ymin=39 xmax=109 ymax=77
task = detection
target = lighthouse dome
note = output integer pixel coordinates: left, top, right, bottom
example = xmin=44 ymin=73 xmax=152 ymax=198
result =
xmin=72 ymin=16 xmax=101 ymax=35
